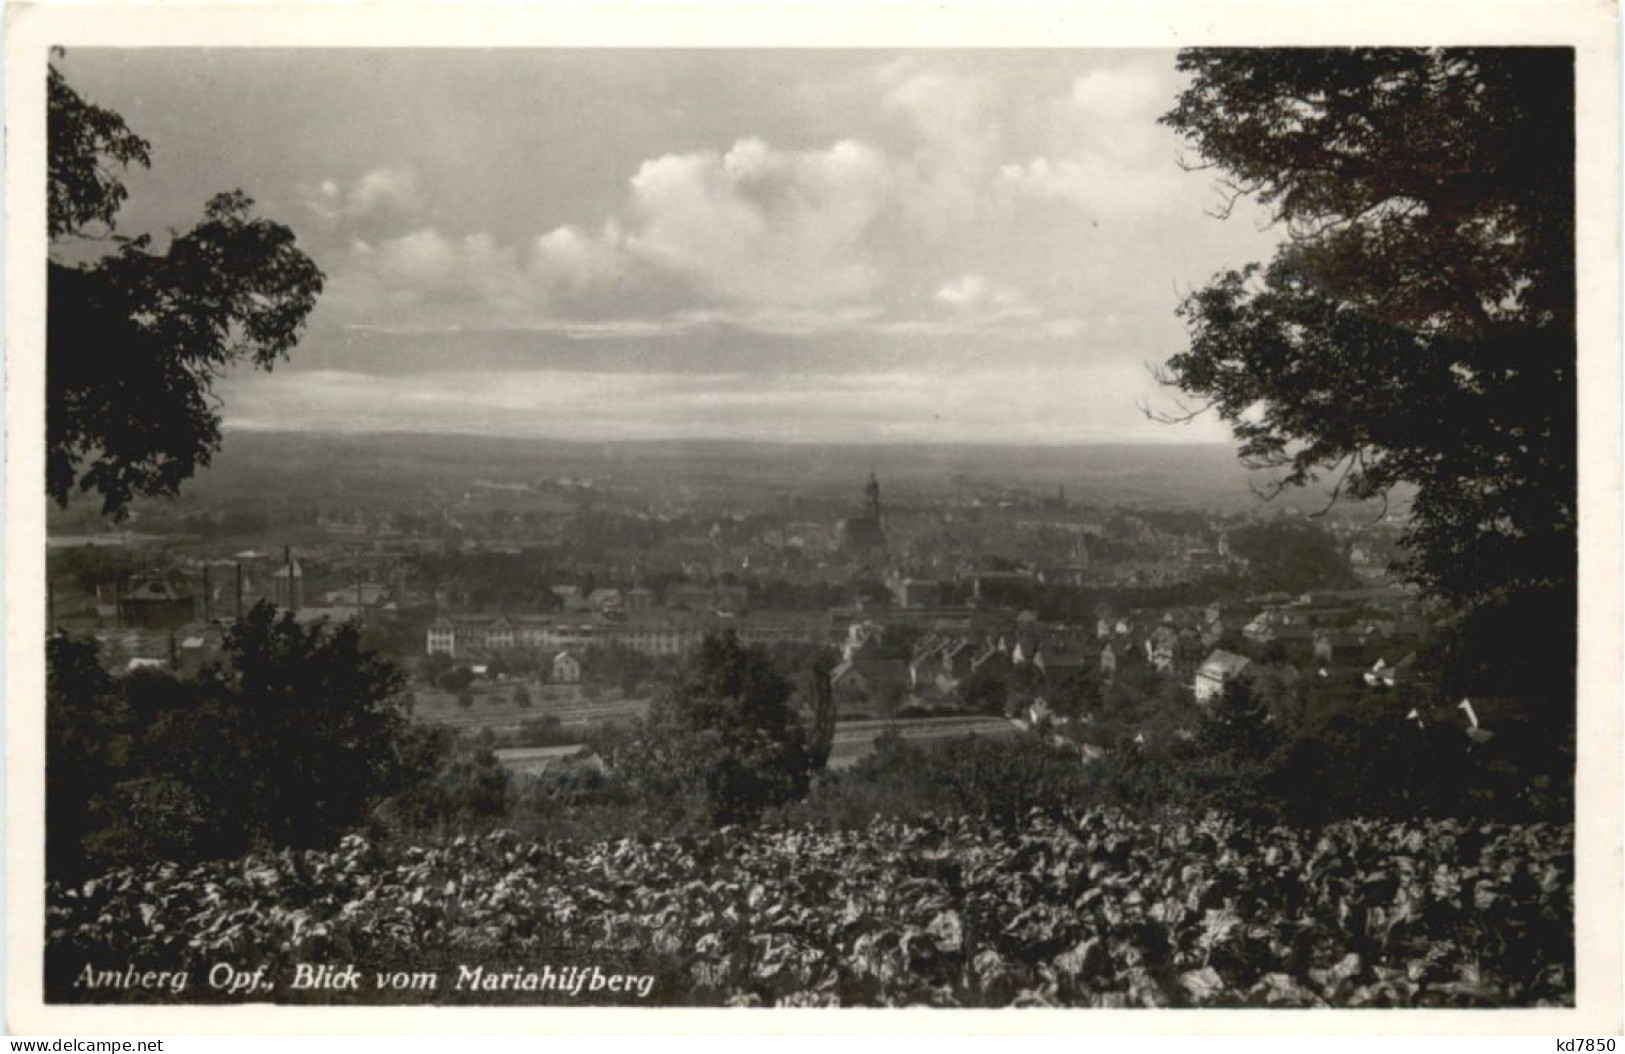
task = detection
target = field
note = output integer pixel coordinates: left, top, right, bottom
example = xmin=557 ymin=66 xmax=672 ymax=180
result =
xmin=45 ymin=809 xmax=1571 ymax=1007
xmin=824 ymin=717 xmax=1023 ymax=769
xmin=410 ymin=683 xmax=649 ymax=735
xmin=410 ymin=682 xmax=1020 ymax=771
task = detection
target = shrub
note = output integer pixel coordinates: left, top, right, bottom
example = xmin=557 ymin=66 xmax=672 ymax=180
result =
xmin=46 ymin=604 xmax=432 ymax=878
xmin=599 ymin=632 xmax=818 ymax=827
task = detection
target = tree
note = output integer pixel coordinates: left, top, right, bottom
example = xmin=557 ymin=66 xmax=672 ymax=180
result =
xmin=1048 ymin=667 xmax=1103 ymax=722
xmin=1178 ymin=679 xmax=1288 ymax=822
xmin=1227 ymin=521 xmax=1356 ymax=594
xmin=45 ymin=634 xmax=131 ymax=879
xmin=165 ymin=603 xmax=425 ymax=851
xmin=1159 ymin=49 xmax=1574 ymax=609
xmin=437 ymin=664 xmax=476 ymax=693
xmin=618 ymin=632 xmax=816 ymax=825
xmin=46 ymin=605 xmax=432 ymax=873
xmin=48 ymin=60 xmax=324 ymax=521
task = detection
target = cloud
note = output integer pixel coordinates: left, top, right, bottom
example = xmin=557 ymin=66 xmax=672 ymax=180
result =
xmin=998 ymin=152 xmax=1202 ymax=222
xmin=1069 ymin=66 xmax=1172 ymax=161
xmin=622 ymin=137 xmax=892 ymax=309
xmin=302 ymin=58 xmax=1237 ymax=341
xmin=878 ymin=62 xmax=1001 ymax=234
xmin=933 ymin=273 xmax=1030 ymax=310
xmin=222 ymin=363 xmax=1234 ymax=445
xmin=303 ymin=164 xmax=426 ymax=229
xmin=328 ymin=227 xmax=535 ymax=322
xmin=533 ymin=223 xmax=629 ymax=289
xmin=926 ymin=273 xmax=1041 ymax=331
xmin=348 ymin=165 xmax=426 ymax=218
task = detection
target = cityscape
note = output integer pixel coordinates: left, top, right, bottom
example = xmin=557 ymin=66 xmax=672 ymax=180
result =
xmin=32 ymin=42 xmax=1583 ymax=1015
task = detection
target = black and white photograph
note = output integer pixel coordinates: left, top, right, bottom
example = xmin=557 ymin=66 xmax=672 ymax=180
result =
xmin=6 ymin=0 xmax=1620 ymax=1036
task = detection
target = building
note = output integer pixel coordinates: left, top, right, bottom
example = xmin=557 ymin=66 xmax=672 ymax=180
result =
xmin=271 ymin=556 xmax=304 ymax=612
xmin=838 ymin=472 xmax=888 ymax=553
xmin=665 ymin=582 xmax=748 ymax=612
xmin=830 ymin=657 xmax=910 ymax=714
xmin=551 ymin=651 xmax=582 ymax=684
xmin=1194 ymin=649 xmax=1253 ymax=705
xmin=427 ymin=617 xmax=458 ymax=656
xmin=890 ymin=577 xmax=943 ymax=609
xmin=1034 ymin=640 xmax=1093 ymax=681
xmin=119 ymin=579 xmax=196 ymax=630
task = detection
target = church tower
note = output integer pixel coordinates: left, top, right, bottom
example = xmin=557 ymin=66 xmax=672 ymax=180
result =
xmin=840 ymin=472 xmax=888 ymax=553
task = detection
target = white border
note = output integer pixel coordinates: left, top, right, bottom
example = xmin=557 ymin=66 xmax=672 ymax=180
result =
xmin=5 ymin=0 xmax=1621 ymax=1036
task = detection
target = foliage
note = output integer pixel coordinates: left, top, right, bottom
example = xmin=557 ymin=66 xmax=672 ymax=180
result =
xmin=957 ymin=658 xmax=1010 ymax=716
xmin=47 ymin=62 xmax=150 ymax=240
xmin=1160 ymin=49 xmax=1574 ymax=609
xmin=46 ymin=634 xmax=133 ymax=880
xmin=1172 ymin=681 xmax=1289 ymax=823
xmin=48 ymin=62 xmax=324 ymax=520
xmin=46 ymin=812 xmax=1572 ymax=1007
xmin=1226 ymin=521 xmax=1356 ymax=593
xmin=373 ymin=730 xmax=511 ymax=841
xmin=46 ymin=604 xmax=432 ymax=878
xmin=436 ymin=665 xmax=475 ymax=693
xmin=580 ymin=641 xmax=660 ymax=695
xmin=606 ymin=632 xmax=819 ymax=826
xmin=786 ymin=733 xmax=1098 ymax=831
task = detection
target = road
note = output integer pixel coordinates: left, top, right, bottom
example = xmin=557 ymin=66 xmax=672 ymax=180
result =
xmin=489 ymin=714 xmax=1026 ymax=776
xmin=824 ymin=715 xmax=1025 ymax=768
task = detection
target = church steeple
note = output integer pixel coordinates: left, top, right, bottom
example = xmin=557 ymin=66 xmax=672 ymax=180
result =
xmin=864 ymin=471 xmax=882 ymax=523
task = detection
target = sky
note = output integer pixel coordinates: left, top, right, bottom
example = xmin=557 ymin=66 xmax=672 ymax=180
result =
xmin=56 ymin=48 xmax=1284 ymax=445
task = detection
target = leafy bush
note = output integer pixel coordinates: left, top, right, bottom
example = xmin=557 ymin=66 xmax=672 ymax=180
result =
xmin=45 ymin=811 xmax=1573 ymax=1007
xmin=604 ymin=632 xmax=818 ymax=826
xmin=46 ymin=604 xmax=432 ymax=879
xmin=373 ymin=730 xmax=510 ymax=841
xmin=437 ymin=665 xmax=475 ymax=693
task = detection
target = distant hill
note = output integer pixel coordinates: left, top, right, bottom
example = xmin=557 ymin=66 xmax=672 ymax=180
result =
xmin=45 ymin=429 xmax=1403 ymax=531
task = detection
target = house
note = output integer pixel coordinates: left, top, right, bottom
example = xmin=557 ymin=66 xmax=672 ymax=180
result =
xmin=1242 ymin=609 xmax=1315 ymax=649
xmin=1144 ymin=625 xmax=1179 ymax=668
xmin=910 ymin=634 xmax=976 ymax=694
xmin=1194 ymin=649 xmax=1252 ymax=705
xmin=1313 ymin=629 xmax=1379 ymax=668
xmin=1034 ymin=640 xmax=1091 ymax=681
xmin=890 ymin=578 xmax=943 ymax=609
xmin=666 ymin=582 xmax=749 ymax=612
xmin=1147 ymin=627 xmax=1205 ymax=677
xmin=551 ymin=650 xmax=582 ymax=684
xmin=1099 ymin=641 xmax=1118 ymax=679
xmin=586 ymin=588 xmax=624 ymax=612
xmin=323 ymin=582 xmax=389 ymax=608
xmin=829 ymin=657 xmax=910 ymax=714
xmin=119 ymin=579 xmax=196 ymax=630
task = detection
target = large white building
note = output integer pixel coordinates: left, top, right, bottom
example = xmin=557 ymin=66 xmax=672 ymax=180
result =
xmin=424 ymin=611 xmax=827 ymax=659
xmin=1193 ymin=649 xmax=1252 ymax=705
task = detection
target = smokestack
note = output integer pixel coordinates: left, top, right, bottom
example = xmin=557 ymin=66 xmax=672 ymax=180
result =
xmin=113 ymin=577 xmax=122 ymax=629
xmin=235 ymin=562 xmax=244 ymax=620
xmin=202 ymin=564 xmax=212 ymax=623
xmin=284 ymin=545 xmax=295 ymax=612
